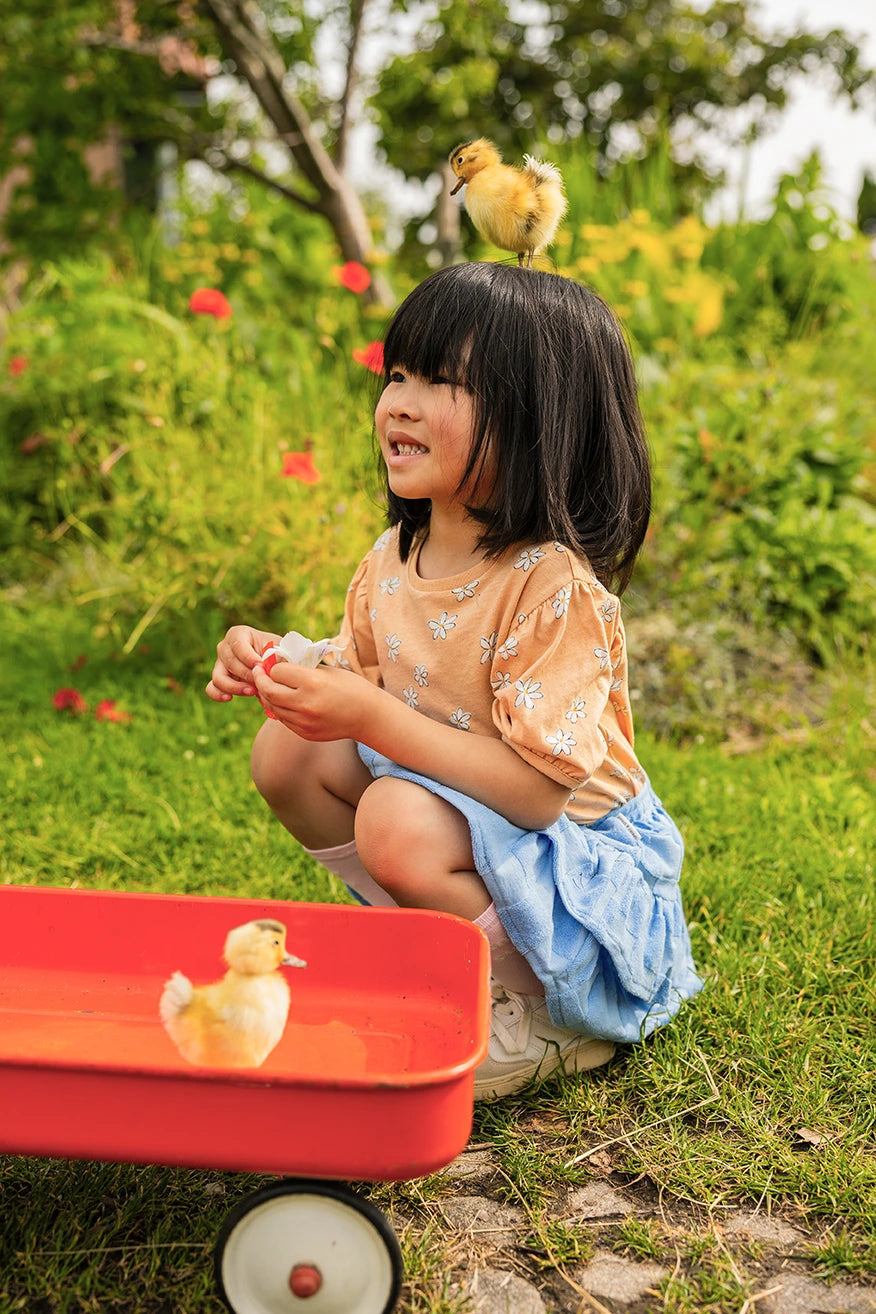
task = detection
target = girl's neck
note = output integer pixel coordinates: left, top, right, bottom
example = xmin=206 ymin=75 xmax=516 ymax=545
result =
xmin=415 ymin=507 xmax=489 ymax=580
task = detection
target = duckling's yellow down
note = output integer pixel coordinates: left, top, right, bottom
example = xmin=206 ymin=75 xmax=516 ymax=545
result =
xmin=449 ymin=138 xmax=568 ymax=266
xmin=159 ymin=919 xmax=306 ymax=1068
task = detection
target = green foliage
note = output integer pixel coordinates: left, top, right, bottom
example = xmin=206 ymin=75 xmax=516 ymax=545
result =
xmin=371 ymin=0 xmax=874 ymax=182
xmin=0 ymin=224 xmax=388 ymax=664
xmin=1 ymin=163 xmax=875 ymax=707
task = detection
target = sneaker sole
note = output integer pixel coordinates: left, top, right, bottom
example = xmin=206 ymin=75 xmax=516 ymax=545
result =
xmin=473 ymin=1037 xmax=616 ymax=1101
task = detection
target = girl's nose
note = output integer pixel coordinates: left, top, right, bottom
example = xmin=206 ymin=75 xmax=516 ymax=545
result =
xmin=388 ymin=383 xmax=420 ymax=420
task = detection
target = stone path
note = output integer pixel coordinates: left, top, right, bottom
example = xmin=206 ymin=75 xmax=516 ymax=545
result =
xmin=391 ymin=1144 xmax=876 ymax=1314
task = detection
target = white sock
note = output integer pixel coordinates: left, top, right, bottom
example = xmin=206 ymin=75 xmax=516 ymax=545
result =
xmin=474 ymin=902 xmax=544 ymax=994
xmin=303 ymin=839 xmax=399 ymax=908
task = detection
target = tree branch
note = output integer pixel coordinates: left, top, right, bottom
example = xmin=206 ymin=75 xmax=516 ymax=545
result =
xmin=208 ymin=151 xmax=324 ymax=213
xmin=336 ymin=0 xmax=368 ymax=174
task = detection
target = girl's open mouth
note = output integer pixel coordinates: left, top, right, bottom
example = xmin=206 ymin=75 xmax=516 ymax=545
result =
xmin=390 ymin=441 xmax=428 ymax=457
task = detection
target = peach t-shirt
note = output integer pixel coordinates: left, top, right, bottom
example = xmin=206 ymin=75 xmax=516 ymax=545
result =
xmin=330 ymin=527 xmax=646 ymax=824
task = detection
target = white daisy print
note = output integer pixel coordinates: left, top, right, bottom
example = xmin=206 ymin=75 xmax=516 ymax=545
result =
xmin=610 ymin=675 xmax=623 ymax=694
xmin=451 ymin=579 xmax=480 ymax=601
xmin=403 ymin=685 xmax=419 ymax=708
xmin=380 ymin=575 xmax=401 ymax=595
xmin=552 ymin=586 xmax=572 ymax=618
xmin=553 ymin=542 xmax=567 ymax=553
xmin=565 ymin=699 xmax=587 ymax=723
xmin=480 ymin=632 xmax=498 ymax=664
xmin=497 ymin=635 xmax=519 ymax=660
xmin=594 ymin=646 xmax=611 ymax=669
xmin=547 ymin=728 xmax=577 ymax=756
xmin=428 ymin=612 xmax=458 ymax=640
xmin=514 ymin=678 xmax=544 ymax=710
xmin=369 ymin=608 xmax=378 ymax=623
xmin=414 ymin=664 xmax=429 ymax=687
xmin=600 ymin=598 xmax=618 ymax=622
xmin=514 ymin=547 xmax=546 ymax=572
xmin=386 ymin=633 xmax=401 ymax=662
xmin=491 ymin=671 xmax=512 ymax=692
xmin=449 ymin=708 xmax=471 ymax=730
xmin=372 ymin=530 xmax=391 ymax=551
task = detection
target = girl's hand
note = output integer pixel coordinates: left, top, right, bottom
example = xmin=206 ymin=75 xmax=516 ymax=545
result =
xmin=206 ymin=624 xmax=280 ymax=702
xmin=252 ymin=661 xmax=376 ymax=741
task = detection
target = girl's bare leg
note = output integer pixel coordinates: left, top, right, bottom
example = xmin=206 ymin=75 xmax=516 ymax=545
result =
xmin=250 ymin=719 xmax=372 ymax=850
xmin=353 ymin=775 xmax=492 ymax=919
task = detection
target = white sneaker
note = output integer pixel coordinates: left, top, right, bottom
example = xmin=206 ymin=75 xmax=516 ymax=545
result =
xmin=474 ymin=983 xmax=616 ymax=1101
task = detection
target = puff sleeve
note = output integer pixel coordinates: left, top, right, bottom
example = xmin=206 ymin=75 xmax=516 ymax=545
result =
xmin=325 ymin=555 xmax=383 ymax=687
xmin=490 ymin=577 xmax=623 ymax=787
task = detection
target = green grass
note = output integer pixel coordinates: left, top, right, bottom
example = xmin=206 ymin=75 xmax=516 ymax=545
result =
xmin=1 ymin=607 xmax=875 ymax=1311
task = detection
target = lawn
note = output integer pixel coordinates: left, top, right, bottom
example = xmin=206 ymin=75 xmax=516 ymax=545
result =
xmin=1 ymin=608 xmax=873 ymax=1311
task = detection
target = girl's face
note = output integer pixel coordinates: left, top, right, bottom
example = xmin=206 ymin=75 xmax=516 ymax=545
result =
xmin=375 ymin=368 xmax=492 ymax=512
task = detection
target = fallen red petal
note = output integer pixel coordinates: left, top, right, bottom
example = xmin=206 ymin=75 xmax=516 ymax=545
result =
xmin=95 ymin=699 xmax=133 ymax=723
xmin=53 ymin=688 xmax=88 ymax=713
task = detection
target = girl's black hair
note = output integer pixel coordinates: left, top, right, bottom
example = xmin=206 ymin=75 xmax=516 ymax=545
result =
xmin=379 ymin=262 xmax=651 ymax=594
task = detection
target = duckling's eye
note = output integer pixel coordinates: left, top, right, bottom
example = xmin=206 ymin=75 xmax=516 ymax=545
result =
xmin=456 ymin=155 xmax=464 ymax=164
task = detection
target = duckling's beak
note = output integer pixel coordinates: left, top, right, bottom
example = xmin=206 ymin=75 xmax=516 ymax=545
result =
xmin=450 ymin=178 xmax=465 ymax=196
xmin=282 ymin=953 xmax=307 ymax=968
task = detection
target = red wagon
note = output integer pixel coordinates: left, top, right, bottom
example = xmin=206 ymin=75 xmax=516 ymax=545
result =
xmin=0 ymin=884 xmax=491 ymax=1314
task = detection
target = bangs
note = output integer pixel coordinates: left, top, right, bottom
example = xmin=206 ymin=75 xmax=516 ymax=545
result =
xmin=382 ymin=268 xmax=484 ymax=387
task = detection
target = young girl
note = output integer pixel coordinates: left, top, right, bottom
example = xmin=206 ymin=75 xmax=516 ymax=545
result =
xmin=207 ymin=262 xmax=702 ymax=1100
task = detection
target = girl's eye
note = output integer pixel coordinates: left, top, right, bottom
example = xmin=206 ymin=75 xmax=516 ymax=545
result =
xmin=430 ymin=375 xmax=454 ymax=387
xmin=388 ymin=370 xmax=406 ymax=384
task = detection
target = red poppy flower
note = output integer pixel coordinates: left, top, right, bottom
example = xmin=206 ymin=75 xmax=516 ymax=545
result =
xmin=95 ymin=699 xmax=133 ymax=723
xmin=53 ymin=688 xmax=87 ymax=713
xmin=352 ymin=341 xmax=385 ymax=374
xmin=188 ymin=288 xmax=233 ymax=319
xmin=281 ymin=451 xmax=322 ymax=484
xmin=9 ymin=355 xmax=29 ymax=377
xmin=332 ymin=261 xmax=371 ymax=294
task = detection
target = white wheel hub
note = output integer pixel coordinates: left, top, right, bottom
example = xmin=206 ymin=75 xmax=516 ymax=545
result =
xmin=219 ymin=1189 xmax=398 ymax=1314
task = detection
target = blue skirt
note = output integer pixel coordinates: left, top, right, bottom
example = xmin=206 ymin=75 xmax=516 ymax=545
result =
xmin=358 ymin=745 xmax=703 ymax=1044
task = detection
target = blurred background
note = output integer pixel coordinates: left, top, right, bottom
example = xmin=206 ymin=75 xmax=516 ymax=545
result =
xmin=1 ymin=0 xmax=874 ymax=740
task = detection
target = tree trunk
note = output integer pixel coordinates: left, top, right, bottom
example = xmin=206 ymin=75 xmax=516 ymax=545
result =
xmin=436 ymin=160 xmax=462 ymax=266
xmin=201 ymin=0 xmax=392 ymax=305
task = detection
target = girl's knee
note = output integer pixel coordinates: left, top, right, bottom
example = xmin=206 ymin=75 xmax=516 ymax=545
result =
xmin=354 ymin=778 xmax=470 ymax=899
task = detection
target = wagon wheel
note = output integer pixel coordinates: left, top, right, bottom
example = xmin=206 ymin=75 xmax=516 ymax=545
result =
xmin=214 ymin=1178 xmax=403 ymax=1314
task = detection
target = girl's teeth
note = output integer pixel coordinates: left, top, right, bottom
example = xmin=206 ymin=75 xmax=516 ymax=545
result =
xmin=397 ymin=444 xmax=426 ymax=455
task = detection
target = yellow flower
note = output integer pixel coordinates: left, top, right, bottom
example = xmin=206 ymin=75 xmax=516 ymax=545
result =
xmin=623 ymin=280 xmax=649 ymax=298
xmin=694 ymin=284 xmax=724 ymax=336
xmin=629 ymin=229 xmax=672 ymax=271
xmin=579 ymin=223 xmax=613 ymax=241
xmin=655 ymin=337 xmax=676 ymax=353
xmin=630 ymin=208 xmax=651 ymax=225
xmin=243 ymin=270 xmax=262 ymax=287
xmin=576 ymin=256 xmax=602 ymax=275
xmin=190 ymin=220 xmax=209 ymax=237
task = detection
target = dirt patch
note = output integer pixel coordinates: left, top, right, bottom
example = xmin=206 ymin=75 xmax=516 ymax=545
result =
xmin=392 ymin=1142 xmax=876 ymax=1313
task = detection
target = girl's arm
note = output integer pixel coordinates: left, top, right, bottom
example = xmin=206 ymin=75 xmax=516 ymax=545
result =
xmin=253 ymin=662 xmax=571 ymax=830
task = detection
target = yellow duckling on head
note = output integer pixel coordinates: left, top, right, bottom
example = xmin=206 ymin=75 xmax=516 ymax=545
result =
xmin=159 ymin=919 xmax=306 ymax=1068
xmin=449 ymin=137 xmax=568 ymax=267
